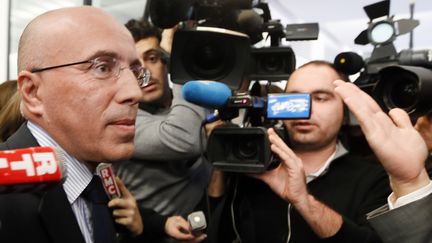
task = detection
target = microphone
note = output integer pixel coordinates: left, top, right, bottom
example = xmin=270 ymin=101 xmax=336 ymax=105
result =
xmin=96 ymin=163 xmax=121 ymax=199
xmin=0 ymin=146 xmax=66 ymax=193
xmin=187 ymin=211 xmax=207 ymax=236
xmin=334 ymin=52 xmax=365 ymax=75
xmin=237 ymin=9 xmax=264 ymax=44
xmin=149 ymin=0 xmax=192 ymax=29
xmin=182 ymin=81 xmax=232 ymax=109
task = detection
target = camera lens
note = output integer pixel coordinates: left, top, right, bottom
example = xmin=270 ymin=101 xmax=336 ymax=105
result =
xmin=381 ymin=71 xmax=419 ymax=110
xmin=387 ymin=79 xmax=418 ymax=109
xmin=260 ymin=55 xmax=284 ymax=72
xmin=234 ymin=140 xmax=258 ymax=160
xmin=184 ymin=39 xmax=235 ymax=80
xmin=193 ymin=43 xmax=223 ymax=71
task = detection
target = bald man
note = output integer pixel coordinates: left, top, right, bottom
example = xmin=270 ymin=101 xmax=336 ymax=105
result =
xmin=0 ymin=6 xmax=144 ymax=243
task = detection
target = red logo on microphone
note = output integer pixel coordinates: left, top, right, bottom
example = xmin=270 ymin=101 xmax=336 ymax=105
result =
xmin=0 ymin=147 xmax=63 ymax=185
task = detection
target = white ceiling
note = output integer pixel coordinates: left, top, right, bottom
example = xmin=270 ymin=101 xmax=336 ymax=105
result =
xmin=269 ymin=0 xmax=432 ymax=62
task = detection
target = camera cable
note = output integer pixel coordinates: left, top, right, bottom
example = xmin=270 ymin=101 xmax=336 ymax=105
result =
xmin=286 ymin=203 xmax=292 ymax=243
xmin=230 ymin=176 xmax=242 ymax=243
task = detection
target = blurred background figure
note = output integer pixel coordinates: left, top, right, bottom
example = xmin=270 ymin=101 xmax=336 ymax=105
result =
xmin=0 ymin=80 xmax=17 ymax=111
xmin=0 ymin=91 xmax=25 ymax=142
xmin=115 ymin=19 xmax=211 ymax=233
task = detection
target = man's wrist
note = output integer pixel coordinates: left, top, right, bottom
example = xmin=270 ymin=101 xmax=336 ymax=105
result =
xmin=291 ymin=194 xmax=315 ymax=213
xmin=390 ymin=169 xmax=430 ymax=199
xmin=292 ymin=194 xmax=343 ymax=238
xmin=388 ymin=179 xmax=432 ymax=209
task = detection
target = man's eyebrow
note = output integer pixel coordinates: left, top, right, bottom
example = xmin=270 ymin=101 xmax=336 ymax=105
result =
xmin=311 ymin=89 xmax=336 ymax=97
xmin=287 ymin=89 xmax=335 ymax=95
xmin=85 ymin=50 xmax=141 ymax=67
xmin=312 ymin=89 xmax=334 ymax=94
xmin=84 ymin=50 xmax=119 ymax=60
xmin=142 ymin=48 xmax=161 ymax=56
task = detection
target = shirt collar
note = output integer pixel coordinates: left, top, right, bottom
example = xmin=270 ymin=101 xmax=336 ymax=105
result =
xmin=306 ymin=141 xmax=348 ymax=183
xmin=27 ymin=121 xmax=93 ymax=204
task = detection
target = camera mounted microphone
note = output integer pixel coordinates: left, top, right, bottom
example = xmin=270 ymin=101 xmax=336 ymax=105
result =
xmin=149 ymin=0 xmax=193 ymax=29
xmin=334 ymin=52 xmax=365 ymax=75
xmin=0 ymin=146 xmax=66 ymax=194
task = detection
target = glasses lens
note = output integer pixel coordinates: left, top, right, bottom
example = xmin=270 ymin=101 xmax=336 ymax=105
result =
xmin=131 ymin=66 xmax=151 ymax=87
xmin=138 ymin=69 xmax=151 ymax=87
xmin=91 ymin=56 xmax=117 ymax=79
xmin=142 ymin=69 xmax=151 ymax=87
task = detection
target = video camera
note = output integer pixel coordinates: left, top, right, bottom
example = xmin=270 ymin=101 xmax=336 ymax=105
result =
xmin=149 ymin=0 xmax=318 ymax=87
xmin=206 ymin=92 xmax=311 ymax=173
xmin=149 ymin=0 xmax=318 ymax=173
xmin=334 ymin=0 xmax=432 ymax=120
xmin=180 ymin=79 xmax=312 ymax=173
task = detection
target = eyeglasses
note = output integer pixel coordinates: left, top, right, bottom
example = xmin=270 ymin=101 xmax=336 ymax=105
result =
xmin=30 ymin=56 xmax=151 ymax=88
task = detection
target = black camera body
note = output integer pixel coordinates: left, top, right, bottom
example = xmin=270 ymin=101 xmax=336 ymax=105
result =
xmin=250 ymin=47 xmax=296 ymax=82
xmin=207 ymin=126 xmax=276 ymax=173
xmin=353 ymin=50 xmax=432 ymax=119
xmin=170 ymin=27 xmax=251 ymax=90
xmin=207 ymin=92 xmax=311 ymax=173
xmin=163 ymin=1 xmax=318 ymax=87
xmin=335 ymin=0 xmax=432 ymax=120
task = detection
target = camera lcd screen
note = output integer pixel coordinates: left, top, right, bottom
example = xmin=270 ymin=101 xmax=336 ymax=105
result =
xmin=266 ymin=93 xmax=311 ymax=119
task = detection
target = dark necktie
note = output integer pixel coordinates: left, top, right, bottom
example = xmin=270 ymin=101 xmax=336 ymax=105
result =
xmin=82 ymin=175 xmax=117 ymax=243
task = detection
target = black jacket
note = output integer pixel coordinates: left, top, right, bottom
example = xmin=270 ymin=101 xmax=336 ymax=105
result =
xmin=0 ymin=123 xmax=167 ymax=243
xmin=0 ymin=123 xmax=86 ymax=243
xmin=208 ymin=153 xmax=391 ymax=243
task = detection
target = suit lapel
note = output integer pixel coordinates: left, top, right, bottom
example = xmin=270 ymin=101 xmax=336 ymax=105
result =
xmin=39 ymin=183 xmax=86 ymax=243
xmin=2 ymin=123 xmax=87 ymax=243
xmin=0 ymin=122 xmax=39 ymax=150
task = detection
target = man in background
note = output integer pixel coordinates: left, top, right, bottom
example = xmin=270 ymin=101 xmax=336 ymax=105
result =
xmin=116 ymin=19 xmax=211 ymax=219
xmin=209 ymin=61 xmax=390 ymax=243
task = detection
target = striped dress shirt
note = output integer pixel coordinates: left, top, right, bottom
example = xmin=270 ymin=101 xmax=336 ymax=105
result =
xmin=27 ymin=121 xmax=95 ymax=243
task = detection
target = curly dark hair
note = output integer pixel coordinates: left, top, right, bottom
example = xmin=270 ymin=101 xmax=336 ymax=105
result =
xmin=125 ymin=18 xmax=162 ymax=43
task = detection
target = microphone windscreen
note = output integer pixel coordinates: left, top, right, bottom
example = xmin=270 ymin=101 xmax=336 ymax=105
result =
xmin=334 ymin=52 xmax=365 ymax=75
xmin=182 ymin=81 xmax=232 ymax=109
xmin=149 ymin=0 xmax=192 ymax=29
xmin=237 ymin=9 xmax=264 ymax=43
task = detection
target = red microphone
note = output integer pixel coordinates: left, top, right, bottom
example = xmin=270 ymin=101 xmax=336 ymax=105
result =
xmin=96 ymin=163 xmax=121 ymax=199
xmin=0 ymin=146 xmax=66 ymax=193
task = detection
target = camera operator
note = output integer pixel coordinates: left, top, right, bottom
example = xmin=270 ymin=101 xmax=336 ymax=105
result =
xmin=114 ymin=19 xmax=211 ymax=222
xmin=207 ymin=61 xmax=390 ymax=243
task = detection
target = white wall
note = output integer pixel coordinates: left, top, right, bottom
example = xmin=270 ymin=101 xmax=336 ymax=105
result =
xmin=0 ymin=0 xmax=9 ymax=83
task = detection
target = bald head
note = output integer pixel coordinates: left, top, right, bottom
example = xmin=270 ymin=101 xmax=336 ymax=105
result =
xmin=18 ymin=6 xmax=133 ymax=72
xmin=16 ymin=6 xmax=142 ymax=163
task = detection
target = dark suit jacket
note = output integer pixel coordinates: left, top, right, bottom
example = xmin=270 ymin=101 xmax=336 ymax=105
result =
xmin=0 ymin=124 xmax=86 ymax=243
xmin=367 ymin=193 xmax=432 ymax=243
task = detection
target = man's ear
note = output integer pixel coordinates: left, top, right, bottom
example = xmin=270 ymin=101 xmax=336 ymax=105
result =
xmin=17 ymin=70 xmax=44 ymax=116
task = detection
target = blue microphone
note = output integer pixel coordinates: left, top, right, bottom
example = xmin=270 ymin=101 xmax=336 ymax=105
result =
xmin=182 ymin=81 xmax=232 ymax=109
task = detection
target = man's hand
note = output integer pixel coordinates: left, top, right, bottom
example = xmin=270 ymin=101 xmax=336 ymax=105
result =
xmin=333 ymin=80 xmax=429 ymax=198
xmin=108 ymin=177 xmax=143 ymax=236
xmin=253 ymin=128 xmax=342 ymax=238
xmin=253 ymin=128 xmax=309 ymax=204
xmin=415 ymin=114 xmax=432 ymax=152
xmin=165 ymin=216 xmax=207 ymax=243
